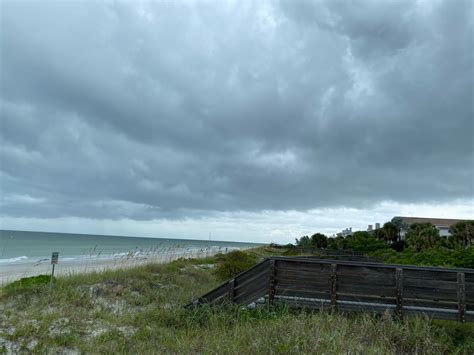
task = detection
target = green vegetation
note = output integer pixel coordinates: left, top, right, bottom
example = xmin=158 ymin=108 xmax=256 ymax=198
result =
xmin=214 ymin=250 xmax=259 ymax=281
xmin=372 ymin=247 xmax=474 ymax=268
xmin=405 ymin=223 xmax=445 ymax=251
xmin=294 ymin=220 xmax=474 ymax=268
xmin=449 ymin=221 xmax=474 ymax=248
xmin=4 ymin=275 xmax=52 ymax=293
xmin=0 ymin=249 xmax=471 ymax=352
xmin=344 ymin=231 xmax=389 ymax=253
xmin=1 ymin=248 xmax=473 ymax=353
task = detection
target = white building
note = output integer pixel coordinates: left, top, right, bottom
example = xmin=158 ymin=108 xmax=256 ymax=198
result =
xmin=396 ymin=216 xmax=467 ymax=237
xmin=340 ymin=227 xmax=352 ymax=237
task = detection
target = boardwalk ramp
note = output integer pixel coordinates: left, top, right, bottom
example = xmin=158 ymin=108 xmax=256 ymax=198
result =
xmin=186 ymin=257 xmax=474 ymax=322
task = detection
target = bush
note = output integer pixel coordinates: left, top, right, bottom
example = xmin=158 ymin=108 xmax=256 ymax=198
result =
xmin=214 ymin=251 xmax=259 ymax=281
xmin=345 ymin=232 xmax=389 ymax=253
xmin=405 ymin=223 xmax=441 ymax=251
xmin=371 ymin=246 xmax=474 ymax=268
xmin=5 ymin=274 xmax=52 ymax=293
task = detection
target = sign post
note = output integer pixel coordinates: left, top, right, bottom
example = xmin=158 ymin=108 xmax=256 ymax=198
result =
xmin=50 ymin=252 xmax=59 ymax=291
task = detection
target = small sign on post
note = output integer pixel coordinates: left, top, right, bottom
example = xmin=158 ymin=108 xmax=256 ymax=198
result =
xmin=51 ymin=252 xmax=59 ymax=265
xmin=50 ymin=252 xmax=59 ymax=291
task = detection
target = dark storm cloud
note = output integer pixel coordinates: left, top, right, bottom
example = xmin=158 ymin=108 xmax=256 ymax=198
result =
xmin=1 ymin=0 xmax=473 ymax=220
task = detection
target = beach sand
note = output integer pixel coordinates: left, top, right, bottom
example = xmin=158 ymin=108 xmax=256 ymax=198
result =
xmin=0 ymin=248 xmax=233 ymax=285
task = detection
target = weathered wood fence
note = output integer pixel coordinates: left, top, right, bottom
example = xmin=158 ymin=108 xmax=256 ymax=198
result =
xmin=187 ymin=257 xmax=474 ymax=322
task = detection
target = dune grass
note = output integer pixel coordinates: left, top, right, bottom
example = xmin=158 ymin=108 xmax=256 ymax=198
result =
xmin=0 ymin=249 xmax=473 ymax=354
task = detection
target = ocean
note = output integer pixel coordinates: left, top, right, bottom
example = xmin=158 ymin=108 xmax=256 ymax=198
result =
xmin=0 ymin=230 xmax=260 ymax=266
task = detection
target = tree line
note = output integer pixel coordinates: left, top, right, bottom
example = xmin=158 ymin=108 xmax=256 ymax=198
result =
xmin=292 ymin=219 xmax=474 ymax=268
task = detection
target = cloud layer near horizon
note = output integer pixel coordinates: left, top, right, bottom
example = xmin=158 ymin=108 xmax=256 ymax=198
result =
xmin=1 ymin=1 xmax=473 ymax=231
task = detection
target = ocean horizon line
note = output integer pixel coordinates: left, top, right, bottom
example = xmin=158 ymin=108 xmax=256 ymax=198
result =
xmin=0 ymin=228 xmax=263 ymax=245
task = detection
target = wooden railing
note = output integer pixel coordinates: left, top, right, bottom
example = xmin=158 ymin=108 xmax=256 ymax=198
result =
xmin=186 ymin=257 xmax=474 ymax=322
xmin=283 ymin=248 xmax=382 ymax=262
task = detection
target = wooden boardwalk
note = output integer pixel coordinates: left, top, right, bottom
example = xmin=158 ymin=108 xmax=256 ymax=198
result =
xmin=186 ymin=257 xmax=474 ymax=322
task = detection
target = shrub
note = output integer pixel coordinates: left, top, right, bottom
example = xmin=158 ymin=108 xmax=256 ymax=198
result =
xmin=5 ymin=274 xmax=52 ymax=293
xmin=372 ymin=246 xmax=474 ymax=268
xmin=214 ymin=251 xmax=259 ymax=281
xmin=449 ymin=220 xmax=474 ymax=248
xmin=405 ymin=223 xmax=441 ymax=251
xmin=345 ymin=231 xmax=389 ymax=253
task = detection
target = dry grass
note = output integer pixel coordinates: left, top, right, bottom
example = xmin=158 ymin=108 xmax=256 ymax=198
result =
xmin=0 ymin=250 xmax=473 ymax=354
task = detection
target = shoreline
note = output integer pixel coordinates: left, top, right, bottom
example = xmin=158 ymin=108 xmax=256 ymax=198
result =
xmin=0 ymin=247 xmax=240 ymax=285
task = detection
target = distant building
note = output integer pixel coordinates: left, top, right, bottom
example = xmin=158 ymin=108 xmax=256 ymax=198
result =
xmin=367 ymin=223 xmax=380 ymax=233
xmin=340 ymin=227 xmax=352 ymax=237
xmin=396 ymin=216 xmax=468 ymax=237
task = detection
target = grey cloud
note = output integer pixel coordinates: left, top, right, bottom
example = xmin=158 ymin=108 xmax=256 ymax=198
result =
xmin=0 ymin=0 xmax=473 ymax=220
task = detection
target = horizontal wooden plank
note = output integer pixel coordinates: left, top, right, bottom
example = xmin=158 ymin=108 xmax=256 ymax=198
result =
xmin=314 ymin=255 xmax=378 ymax=262
xmin=234 ymin=292 xmax=267 ymax=306
xmin=465 ymin=281 xmax=474 ymax=292
xmin=200 ymin=283 xmax=230 ymax=303
xmin=274 ymin=298 xmax=330 ymax=310
xmin=234 ymin=274 xmax=269 ymax=299
xmin=337 ymin=264 xmax=395 ymax=278
xmin=211 ymin=292 xmax=233 ymax=305
xmin=235 ymin=288 xmax=268 ymax=305
xmin=337 ymin=283 xmax=396 ymax=298
xmin=337 ymin=274 xmax=396 ymax=287
xmin=336 ymin=293 xmax=396 ymax=305
xmin=275 ymin=267 xmax=331 ymax=278
xmin=270 ymin=256 xmax=474 ymax=274
xmin=466 ymin=273 xmax=474 ymax=283
xmin=276 ymin=268 xmax=330 ymax=280
xmin=404 ymin=287 xmax=457 ymax=302
xmin=403 ymin=269 xmax=458 ymax=282
xmin=466 ymin=291 xmax=474 ymax=303
xmin=276 ymin=278 xmax=330 ymax=289
xmin=276 ymin=274 xmax=331 ymax=286
xmin=234 ymin=285 xmax=267 ymax=305
xmin=403 ymin=298 xmax=458 ymax=309
xmin=276 ymin=260 xmax=331 ymax=273
xmin=235 ymin=260 xmax=270 ymax=285
xmin=402 ymin=278 xmax=458 ymax=290
xmin=275 ymin=281 xmax=330 ymax=293
xmin=275 ymin=287 xmax=331 ymax=300
xmin=274 ymin=294 xmax=331 ymax=303
xmin=235 ymin=269 xmax=269 ymax=291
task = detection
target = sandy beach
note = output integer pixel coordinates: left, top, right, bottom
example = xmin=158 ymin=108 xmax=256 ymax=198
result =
xmin=0 ymin=247 xmax=236 ymax=285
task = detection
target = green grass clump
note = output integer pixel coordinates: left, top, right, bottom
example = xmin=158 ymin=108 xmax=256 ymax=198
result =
xmin=0 ymin=247 xmax=473 ymax=354
xmin=4 ymin=274 xmax=52 ymax=293
xmin=213 ymin=250 xmax=259 ymax=281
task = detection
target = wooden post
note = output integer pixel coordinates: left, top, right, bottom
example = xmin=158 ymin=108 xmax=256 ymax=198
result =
xmin=395 ymin=268 xmax=404 ymax=319
xmin=457 ymin=272 xmax=466 ymax=322
xmin=229 ymin=279 xmax=235 ymax=303
xmin=330 ymin=264 xmax=337 ymax=309
xmin=268 ymin=259 xmax=276 ymax=306
xmin=49 ymin=252 xmax=59 ymax=292
xmin=49 ymin=264 xmax=56 ymax=292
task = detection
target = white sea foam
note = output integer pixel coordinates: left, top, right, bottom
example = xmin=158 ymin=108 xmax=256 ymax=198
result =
xmin=0 ymin=255 xmax=29 ymax=264
xmin=0 ymin=246 xmax=244 ymax=266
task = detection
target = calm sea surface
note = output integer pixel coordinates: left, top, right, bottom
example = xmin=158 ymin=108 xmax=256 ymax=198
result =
xmin=0 ymin=230 xmax=260 ymax=265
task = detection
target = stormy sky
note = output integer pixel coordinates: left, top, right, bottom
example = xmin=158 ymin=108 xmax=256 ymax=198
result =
xmin=0 ymin=0 xmax=473 ymax=242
